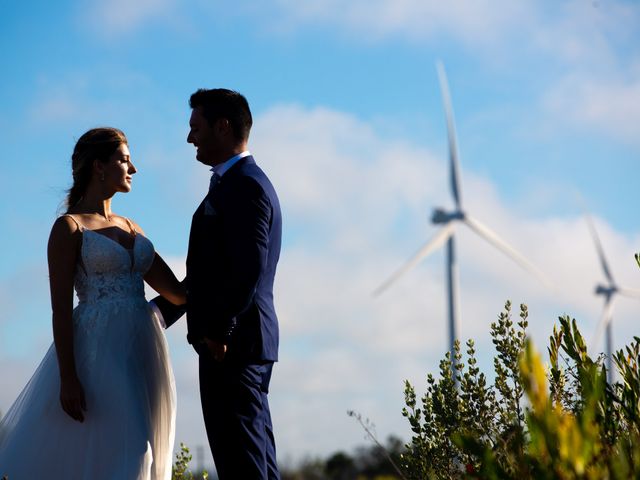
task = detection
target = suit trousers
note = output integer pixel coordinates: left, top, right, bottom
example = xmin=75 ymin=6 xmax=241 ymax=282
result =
xmin=199 ymin=355 xmax=279 ymax=480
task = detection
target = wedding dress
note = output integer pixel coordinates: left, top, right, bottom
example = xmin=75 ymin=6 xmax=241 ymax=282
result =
xmin=0 ymin=216 xmax=176 ymax=479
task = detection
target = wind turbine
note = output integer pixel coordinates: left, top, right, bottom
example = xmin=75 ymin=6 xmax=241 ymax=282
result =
xmin=585 ymin=213 xmax=640 ymax=378
xmin=374 ymin=61 xmax=551 ymax=363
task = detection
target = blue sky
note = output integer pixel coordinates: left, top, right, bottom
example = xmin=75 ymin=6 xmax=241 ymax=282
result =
xmin=2 ymin=0 xmax=640 ymax=468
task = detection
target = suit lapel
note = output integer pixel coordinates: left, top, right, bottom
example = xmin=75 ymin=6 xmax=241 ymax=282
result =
xmin=192 ymin=155 xmax=255 ymax=239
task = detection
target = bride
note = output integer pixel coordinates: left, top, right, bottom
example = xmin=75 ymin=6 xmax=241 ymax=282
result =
xmin=0 ymin=127 xmax=185 ymax=479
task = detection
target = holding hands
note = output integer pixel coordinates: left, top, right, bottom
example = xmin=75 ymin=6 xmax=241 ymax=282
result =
xmin=203 ymin=338 xmax=227 ymax=362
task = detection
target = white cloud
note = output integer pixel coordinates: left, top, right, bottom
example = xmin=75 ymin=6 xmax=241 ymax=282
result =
xmin=65 ymin=1 xmax=640 ymax=148
xmin=81 ymin=0 xmax=176 ymax=36
xmin=239 ymin=0 xmax=638 ymax=66
xmin=258 ymin=0 xmax=534 ymax=48
xmin=531 ymin=0 xmax=640 ymax=65
xmin=240 ymin=0 xmax=640 ymax=144
xmin=27 ymin=70 xmax=155 ymax=129
xmin=543 ymin=71 xmax=640 ymax=145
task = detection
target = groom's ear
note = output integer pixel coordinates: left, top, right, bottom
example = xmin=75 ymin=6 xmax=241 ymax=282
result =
xmin=215 ymin=118 xmax=232 ymax=135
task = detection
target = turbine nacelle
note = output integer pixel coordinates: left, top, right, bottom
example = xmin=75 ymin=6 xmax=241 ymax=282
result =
xmin=595 ymin=284 xmax=616 ymax=297
xmin=586 ymin=210 xmax=640 ymax=380
xmin=431 ymin=208 xmax=464 ymax=224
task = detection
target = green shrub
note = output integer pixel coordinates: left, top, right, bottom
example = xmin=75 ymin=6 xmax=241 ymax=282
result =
xmin=402 ymin=301 xmax=640 ymax=479
xmin=172 ymin=442 xmax=209 ymax=480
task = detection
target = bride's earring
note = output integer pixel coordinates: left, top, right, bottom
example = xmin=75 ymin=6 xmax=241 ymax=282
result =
xmin=100 ymin=173 xmax=105 ymax=181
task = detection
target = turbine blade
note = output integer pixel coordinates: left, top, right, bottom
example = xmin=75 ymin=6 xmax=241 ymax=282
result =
xmin=463 ymin=215 xmax=553 ymax=288
xmin=590 ymin=296 xmax=616 ymax=355
xmin=373 ymin=224 xmax=455 ymax=296
xmin=436 ymin=61 xmax=463 ymax=210
xmin=616 ymin=286 xmax=640 ymax=299
xmin=583 ymin=211 xmax=615 ymax=285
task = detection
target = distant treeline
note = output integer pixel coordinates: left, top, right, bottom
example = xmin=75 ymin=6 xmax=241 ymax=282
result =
xmin=281 ymin=436 xmax=405 ymax=480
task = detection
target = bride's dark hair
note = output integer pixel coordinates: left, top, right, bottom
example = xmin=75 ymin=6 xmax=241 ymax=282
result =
xmin=66 ymin=127 xmax=128 ymax=211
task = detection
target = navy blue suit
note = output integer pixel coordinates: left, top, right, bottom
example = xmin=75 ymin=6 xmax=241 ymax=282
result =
xmin=159 ymin=155 xmax=281 ymax=479
xmin=186 ymin=156 xmax=280 ymax=360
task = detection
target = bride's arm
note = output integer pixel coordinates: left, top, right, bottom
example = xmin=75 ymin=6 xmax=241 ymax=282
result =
xmin=130 ymin=220 xmax=186 ymax=306
xmin=48 ymin=216 xmax=86 ymax=422
xmin=144 ymin=253 xmax=187 ymax=306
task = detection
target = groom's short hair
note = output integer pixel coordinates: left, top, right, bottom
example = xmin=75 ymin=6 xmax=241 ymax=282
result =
xmin=189 ymin=88 xmax=253 ymax=142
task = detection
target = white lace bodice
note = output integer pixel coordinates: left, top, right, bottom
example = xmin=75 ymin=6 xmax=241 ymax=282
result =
xmin=63 ymin=216 xmax=157 ymax=367
xmin=74 ymin=229 xmax=155 ymax=307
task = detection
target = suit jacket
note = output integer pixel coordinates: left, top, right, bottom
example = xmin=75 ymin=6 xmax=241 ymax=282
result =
xmin=165 ymin=155 xmax=282 ymax=363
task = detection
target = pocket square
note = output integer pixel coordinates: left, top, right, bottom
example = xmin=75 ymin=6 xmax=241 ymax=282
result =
xmin=204 ymin=200 xmax=217 ymax=216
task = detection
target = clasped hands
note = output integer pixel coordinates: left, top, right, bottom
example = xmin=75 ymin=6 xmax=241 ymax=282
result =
xmin=203 ymin=337 xmax=227 ymax=362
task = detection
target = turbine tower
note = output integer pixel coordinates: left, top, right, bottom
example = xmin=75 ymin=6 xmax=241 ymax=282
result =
xmin=585 ymin=213 xmax=640 ymax=378
xmin=374 ymin=61 xmax=551 ymax=363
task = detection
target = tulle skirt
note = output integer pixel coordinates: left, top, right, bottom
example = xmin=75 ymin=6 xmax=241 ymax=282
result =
xmin=0 ymin=300 xmax=176 ymax=479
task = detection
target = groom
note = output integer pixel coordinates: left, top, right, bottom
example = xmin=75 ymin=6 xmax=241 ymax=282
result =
xmin=155 ymin=88 xmax=282 ymax=479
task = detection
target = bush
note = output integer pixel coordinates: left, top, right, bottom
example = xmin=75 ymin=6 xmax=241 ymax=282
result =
xmin=172 ymin=442 xmax=209 ymax=480
xmin=402 ymin=301 xmax=640 ymax=479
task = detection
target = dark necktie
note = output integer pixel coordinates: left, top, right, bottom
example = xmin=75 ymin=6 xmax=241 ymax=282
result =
xmin=209 ymin=172 xmax=221 ymax=192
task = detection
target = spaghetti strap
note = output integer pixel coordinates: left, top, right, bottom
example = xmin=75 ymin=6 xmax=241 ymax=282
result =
xmin=123 ymin=217 xmax=137 ymax=236
xmin=61 ymin=214 xmax=87 ymax=274
xmin=62 ymin=214 xmax=84 ymax=232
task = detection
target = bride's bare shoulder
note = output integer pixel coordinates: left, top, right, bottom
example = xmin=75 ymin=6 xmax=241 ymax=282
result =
xmin=49 ymin=215 xmax=82 ymax=244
